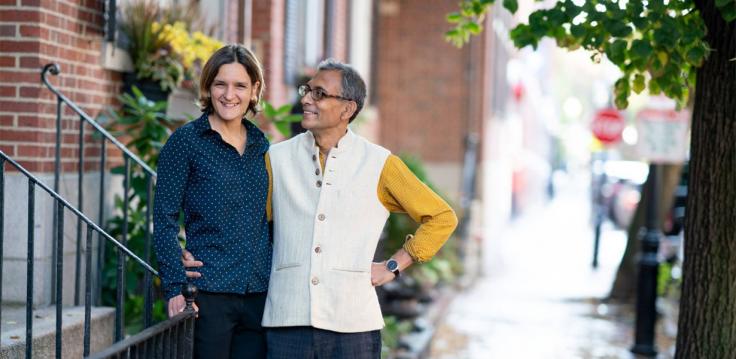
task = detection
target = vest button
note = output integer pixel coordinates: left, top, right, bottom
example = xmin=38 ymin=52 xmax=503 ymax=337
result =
xmin=314 ymin=246 xmax=322 ymax=253
xmin=315 ymin=168 xmax=320 ymax=175
xmin=311 ymin=277 xmax=319 ymax=285
xmin=316 ymin=180 xmax=322 ymax=187
xmin=312 ymin=154 xmax=317 ymax=161
xmin=318 ymin=214 xmax=326 ymax=221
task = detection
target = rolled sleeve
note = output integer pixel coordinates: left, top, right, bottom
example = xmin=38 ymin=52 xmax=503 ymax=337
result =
xmin=377 ymin=155 xmax=459 ymax=263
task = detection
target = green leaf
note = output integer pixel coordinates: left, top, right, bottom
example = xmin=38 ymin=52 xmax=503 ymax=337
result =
xmin=528 ymin=12 xmax=548 ymax=38
xmin=715 ymin=0 xmax=730 ymax=7
xmin=633 ymin=74 xmax=646 ymax=94
xmin=570 ymin=24 xmax=586 ymax=38
xmin=605 ymin=39 xmax=628 ymax=65
xmin=510 ymin=24 xmax=539 ymax=49
xmin=262 ymin=101 xmax=276 ymax=117
xmin=275 ymin=104 xmax=293 ymax=116
xmin=686 ymin=46 xmax=706 ymax=67
xmin=283 ymin=114 xmax=303 ymax=123
xmin=273 ymin=120 xmax=291 ymax=137
xmin=464 ymin=21 xmax=483 ymax=35
xmin=562 ymin=2 xmax=582 ymax=18
xmin=630 ymin=39 xmax=653 ymax=60
xmin=446 ymin=12 xmax=463 ymax=23
xmin=604 ymin=19 xmax=632 ymax=38
xmin=502 ymin=0 xmax=518 ymax=14
xmin=718 ymin=2 xmax=736 ymax=22
xmin=614 ymin=93 xmax=629 ymax=109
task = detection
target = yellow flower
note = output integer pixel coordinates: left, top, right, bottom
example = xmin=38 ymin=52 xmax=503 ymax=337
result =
xmin=150 ymin=21 xmax=224 ymax=85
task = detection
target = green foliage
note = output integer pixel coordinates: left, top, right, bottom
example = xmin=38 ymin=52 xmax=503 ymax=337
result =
xmin=260 ymin=101 xmax=302 ymax=138
xmin=446 ymin=0 xmax=735 ymax=109
xmin=381 ymin=316 xmax=414 ymax=357
xmin=99 ymin=87 xmax=182 ymax=332
xmin=446 ymin=0 xmax=515 ymax=47
xmin=717 ymin=0 xmax=736 ymax=22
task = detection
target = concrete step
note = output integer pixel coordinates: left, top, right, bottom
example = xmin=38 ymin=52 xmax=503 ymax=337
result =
xmin=1 ymin=305 xmax=114 ymax=358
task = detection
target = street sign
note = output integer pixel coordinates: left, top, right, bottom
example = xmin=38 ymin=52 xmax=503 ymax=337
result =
xmin=635 ymin=108 xmax=689 ymax=163
xmin=592 ymin=108 xmax=625 ymax=145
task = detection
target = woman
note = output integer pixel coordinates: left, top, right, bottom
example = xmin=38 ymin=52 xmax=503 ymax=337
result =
xmin=153 ymin=44 xmax=270 ymax=358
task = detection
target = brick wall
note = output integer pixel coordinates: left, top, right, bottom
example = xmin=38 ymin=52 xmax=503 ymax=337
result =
xmin=0 ymin=0 xmax=121 ymax=173
xmin=252 ymin=0 xmax=288 ymax=107
xmin=373 ymin=0 xmax=488 ymax=164
xmin=326 ymin=0 xmax=348 ymax=61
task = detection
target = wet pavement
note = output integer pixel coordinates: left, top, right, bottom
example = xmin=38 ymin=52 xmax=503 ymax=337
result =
xmin=429 ymin=172 xmax=676 ymax=359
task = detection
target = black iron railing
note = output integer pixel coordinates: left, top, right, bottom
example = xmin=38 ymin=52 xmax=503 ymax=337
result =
xmin=88 ymin=284 xmax=197 ymax=359
xmin=0 ymin=151 xmax=158 ymax=358
xmin=41 ymin=63 xmax=158 ymax=338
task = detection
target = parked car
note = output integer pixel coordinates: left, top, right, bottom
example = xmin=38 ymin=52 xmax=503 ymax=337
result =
xmin=591 ymin=159 xmax=649 ymax=229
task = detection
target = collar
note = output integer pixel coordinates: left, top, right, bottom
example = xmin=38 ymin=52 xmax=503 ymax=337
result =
xmin=300 ymin=128 xmax=357 ymax=156
xmin=193 ymin=112 xmax=269 ymax=154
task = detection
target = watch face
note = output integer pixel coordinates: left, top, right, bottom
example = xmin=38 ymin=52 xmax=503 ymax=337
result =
xmin=387 ymin=259 xmax=399 ymax=271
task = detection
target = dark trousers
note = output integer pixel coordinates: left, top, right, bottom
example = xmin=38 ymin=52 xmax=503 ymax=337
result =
xmin=266 ymin=326 xmax=381 ymax=359
xmin=193 ymin=291 xmax=267 ymax=359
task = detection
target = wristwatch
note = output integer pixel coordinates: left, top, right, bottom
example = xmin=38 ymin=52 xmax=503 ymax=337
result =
xmin=386 ymin=258 xmax=400 ymax=278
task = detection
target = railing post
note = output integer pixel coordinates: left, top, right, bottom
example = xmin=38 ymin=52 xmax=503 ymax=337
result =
xmin=144 ymin=174 xmax=153 ymax=328
xmin=84 ymin=226 xmax=93 ymax=357
xmin=182 ymin=283 xmax=198 ymax=358
xmin=55 ymin=199 xmax=64 ymax=359
xmin=115 ymin=156 xmax=130 ymax=341
xmin=75 ymin=116 xmax=85 ymax=305
xmin=96 ymin=140 xmax=106 ymax=306
xmin=0 ymin=158 xmax=4 ymax=337
xmin=26 ymin=180 xmax=35 ymax=358
xmin=52 ymin=96 xmax=62 ymax=304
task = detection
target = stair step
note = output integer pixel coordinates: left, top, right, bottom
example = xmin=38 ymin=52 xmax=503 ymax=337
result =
xmin=1 ymin=305 xmax=114 ymax=358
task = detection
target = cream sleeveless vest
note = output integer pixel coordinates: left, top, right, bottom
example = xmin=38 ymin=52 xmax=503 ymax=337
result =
xmin=262 ymin=129 xmax=391 ymax=333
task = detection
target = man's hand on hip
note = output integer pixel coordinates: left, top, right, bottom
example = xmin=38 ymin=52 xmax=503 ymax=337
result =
xmin=181 ymin=249 xmax=203 ymax=278
xmin=371 ymin=261 xmax=396 ymax=286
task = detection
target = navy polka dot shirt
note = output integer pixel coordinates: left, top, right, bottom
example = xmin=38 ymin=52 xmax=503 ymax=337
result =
xmin=153 ymin=112 xmax=271 ymax=300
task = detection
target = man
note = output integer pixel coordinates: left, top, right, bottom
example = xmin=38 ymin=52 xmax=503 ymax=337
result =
xmin=185 ymin=59 xmax=457 ymax=358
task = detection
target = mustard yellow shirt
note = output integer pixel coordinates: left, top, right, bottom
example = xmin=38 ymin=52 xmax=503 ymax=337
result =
xmin=265 ymin=153 xmax=457 ymax=263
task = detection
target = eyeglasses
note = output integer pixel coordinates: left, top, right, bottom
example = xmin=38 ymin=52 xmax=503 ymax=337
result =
xmin=298 ymin=84 xmax=351 ymax=102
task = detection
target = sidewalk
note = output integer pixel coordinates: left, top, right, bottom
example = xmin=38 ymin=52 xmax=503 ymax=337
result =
xmin=429 ymin=172 xmax=675 ymax=358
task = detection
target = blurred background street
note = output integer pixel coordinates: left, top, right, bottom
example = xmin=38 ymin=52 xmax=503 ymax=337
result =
xmin=429 ymin=169 xmax=676 ymax=359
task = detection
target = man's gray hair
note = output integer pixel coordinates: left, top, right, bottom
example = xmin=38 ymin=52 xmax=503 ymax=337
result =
xmin=318 ymin=58 xmax=366 ymax=123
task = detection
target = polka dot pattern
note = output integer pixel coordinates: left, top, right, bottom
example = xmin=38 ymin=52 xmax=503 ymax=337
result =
xmin=153 ymin=112 xmax=271 ymax=300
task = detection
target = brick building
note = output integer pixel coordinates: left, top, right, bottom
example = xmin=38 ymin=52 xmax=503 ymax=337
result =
xmin=373 ymin=0 xmax=495 ymax=201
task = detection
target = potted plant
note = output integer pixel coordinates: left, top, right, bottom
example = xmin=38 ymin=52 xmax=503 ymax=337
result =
xmin=118 ymin=0 xmax=221 ymax=102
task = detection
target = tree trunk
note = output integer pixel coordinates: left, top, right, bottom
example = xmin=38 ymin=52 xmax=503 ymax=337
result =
xmin=608 ymin=164 xmax=682 ymax=303
xmin=675 ymin=2 xmax=736 ymax=357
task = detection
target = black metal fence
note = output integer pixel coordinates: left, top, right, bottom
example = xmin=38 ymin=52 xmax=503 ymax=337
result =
xmin=0 ymin=152 xmax=158 ymax=358
xmin=88 ymin=285 xmax=197 ymax=359
xmin=41 ymin=63 xmax=158 ymax=338
xmin=0 ymin=63 xmax=200 ymax=357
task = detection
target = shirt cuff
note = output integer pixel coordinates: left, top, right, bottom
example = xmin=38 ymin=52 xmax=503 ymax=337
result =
xmin=164 ymin=283 xmax=185 ymax=301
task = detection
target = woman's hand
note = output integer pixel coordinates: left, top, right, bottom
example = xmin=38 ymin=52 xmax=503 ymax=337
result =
xmin=181 ymin=249 xmax=203 ymax=278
